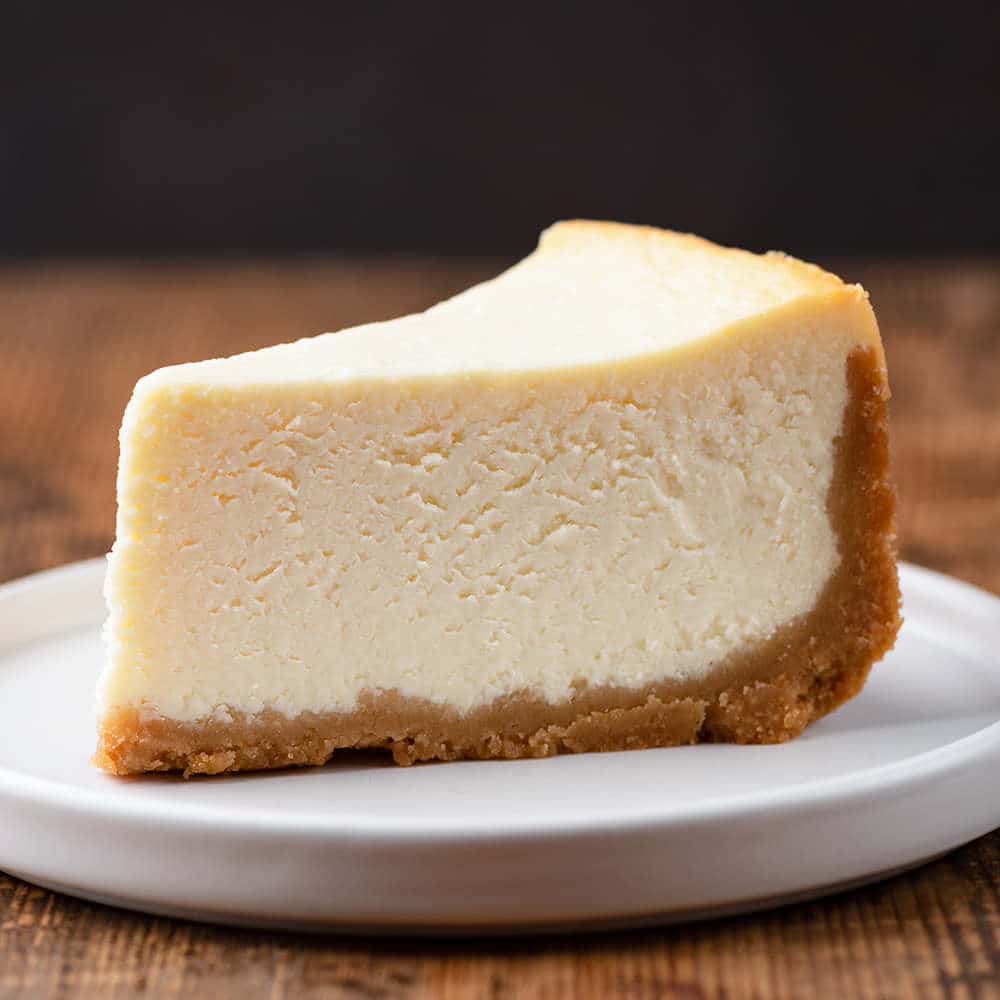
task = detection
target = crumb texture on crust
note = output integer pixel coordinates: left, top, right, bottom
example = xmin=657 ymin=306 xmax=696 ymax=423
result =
xmin=95 ymin=347 xmax=900 ymax=777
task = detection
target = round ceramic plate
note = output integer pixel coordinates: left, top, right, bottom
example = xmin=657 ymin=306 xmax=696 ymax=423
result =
xmin=1 ymin=559 xmax=999 ymax=934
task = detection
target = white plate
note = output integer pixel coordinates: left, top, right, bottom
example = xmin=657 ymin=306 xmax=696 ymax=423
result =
xmin=1 ymin=559 xmax=999 ymax=933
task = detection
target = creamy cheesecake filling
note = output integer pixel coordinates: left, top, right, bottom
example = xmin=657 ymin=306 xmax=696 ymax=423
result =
xmin=101 ymin=325 xmax=851 ymax=724
xmin=154 ymin=224 xmax=842 ymax=384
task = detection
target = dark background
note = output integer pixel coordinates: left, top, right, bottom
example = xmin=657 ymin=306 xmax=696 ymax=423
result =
xmin=4 ymin=2 xmax=999 ymax=259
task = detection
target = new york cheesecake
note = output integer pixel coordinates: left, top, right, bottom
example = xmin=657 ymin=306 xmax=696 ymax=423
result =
xmin=96 ymin=221 xmax=900 ymax=776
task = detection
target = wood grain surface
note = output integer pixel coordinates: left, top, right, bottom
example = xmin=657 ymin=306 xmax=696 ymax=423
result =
xmin=0 ymin=257 xmax=997 ymax=999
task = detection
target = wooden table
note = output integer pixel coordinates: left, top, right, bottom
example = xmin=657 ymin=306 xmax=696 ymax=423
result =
xmin=1 ymin=257 xmax=998 ymax=999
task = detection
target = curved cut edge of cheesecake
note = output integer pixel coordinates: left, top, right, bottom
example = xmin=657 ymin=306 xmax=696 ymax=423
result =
xmin=94 ymin=346 xmax=900 ymax=777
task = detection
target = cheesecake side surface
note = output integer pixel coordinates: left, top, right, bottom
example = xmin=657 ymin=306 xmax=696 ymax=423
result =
xmin=96 ymin=221 xmax=900 ymax=776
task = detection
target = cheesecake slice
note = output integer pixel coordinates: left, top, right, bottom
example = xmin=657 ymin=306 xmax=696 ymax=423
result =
xmin=96 ymin=221 xmax=900 ymax=776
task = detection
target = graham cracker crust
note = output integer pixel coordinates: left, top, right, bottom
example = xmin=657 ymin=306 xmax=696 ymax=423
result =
xmin=95 ymin=346 xmax=900 ymax=776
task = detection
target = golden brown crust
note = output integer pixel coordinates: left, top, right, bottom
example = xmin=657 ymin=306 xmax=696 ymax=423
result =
xmin=94 ymin=347 xmax=900 ymax=777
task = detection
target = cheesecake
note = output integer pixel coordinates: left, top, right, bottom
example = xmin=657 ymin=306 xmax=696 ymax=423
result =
xmin=96 ymin=221 xmax=900 ymax=776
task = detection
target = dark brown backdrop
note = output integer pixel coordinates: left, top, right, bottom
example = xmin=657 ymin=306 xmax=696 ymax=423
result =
xmin=4 ymin=1 xmax=999 ymax=258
